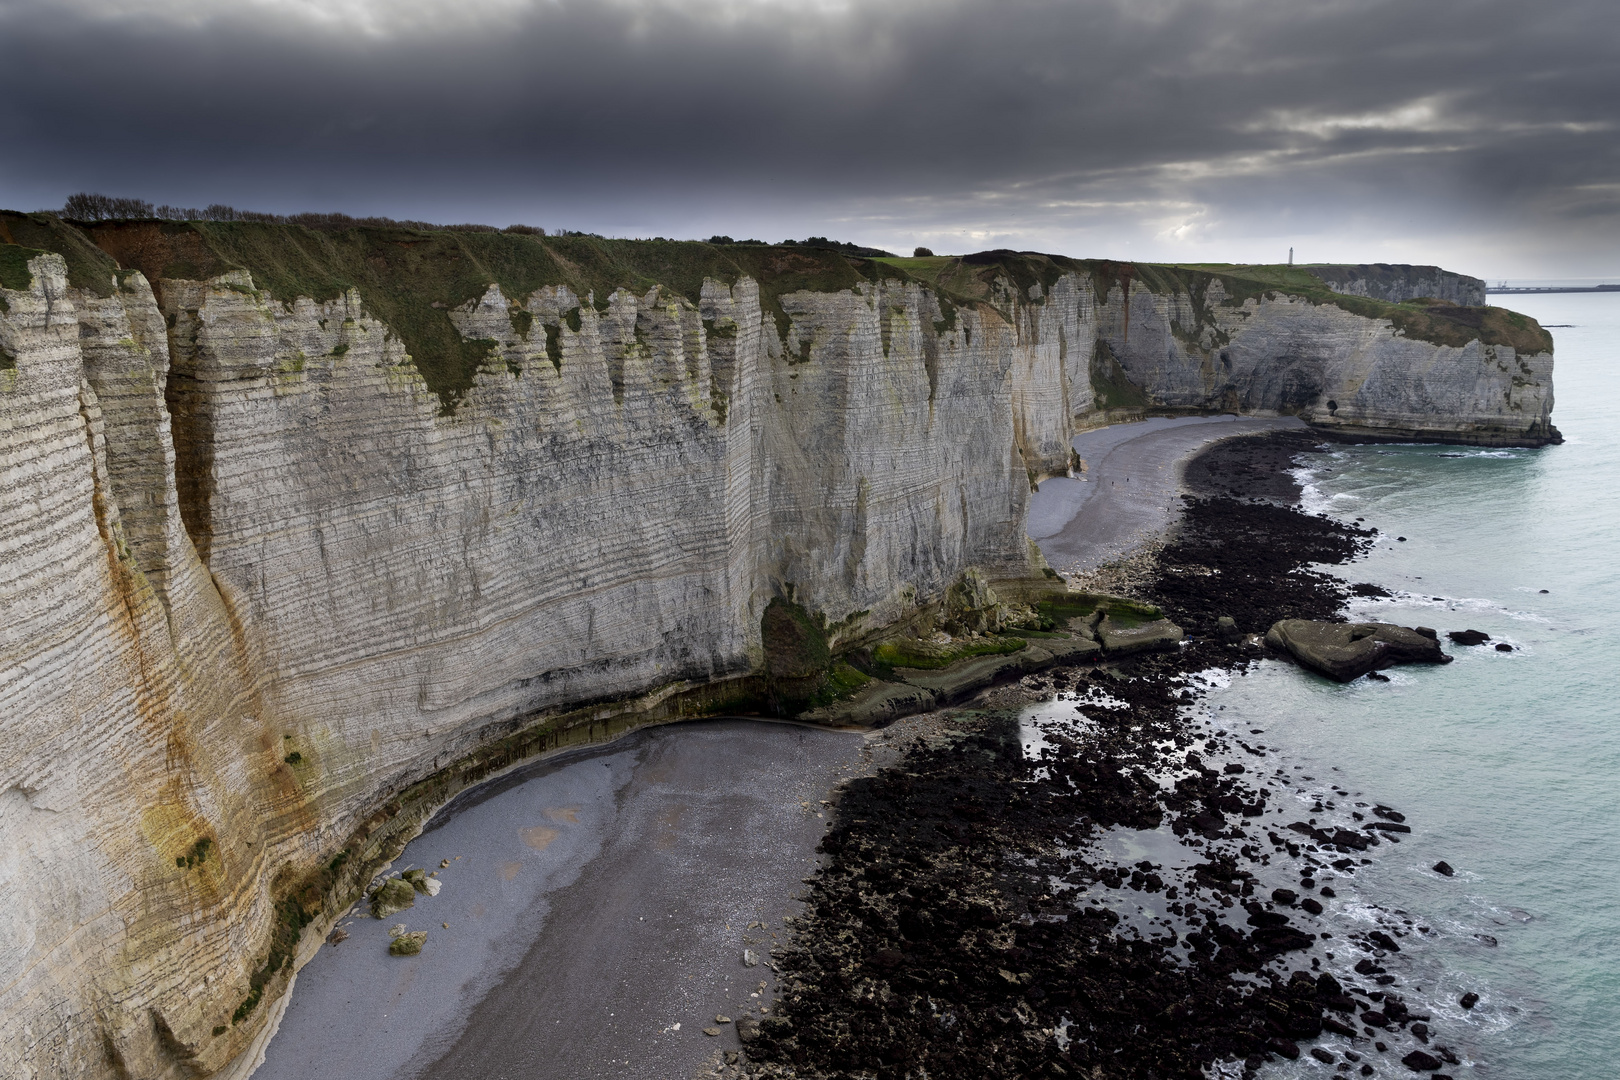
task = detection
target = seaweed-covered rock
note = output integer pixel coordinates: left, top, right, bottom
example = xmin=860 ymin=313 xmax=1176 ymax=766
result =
xmin=389 ymin=931 xmax=427 ymax=956
xmin=798 ymin=681 xmax=937 ymax=728
xmin=1098 ymin=615 xmax=1184 ymax=655
xmin=896 ymin=652 xmax=1027 ymax=704
xmin=370 ymin=877 xmax=416 ymax=918
xmin=1265 ymin=620 xmax=1452 ymax=682
xmin=1027 ymin=635 xmax=1102 ymax=666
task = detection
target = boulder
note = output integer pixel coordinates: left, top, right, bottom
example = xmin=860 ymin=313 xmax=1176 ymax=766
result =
xmin=388 ymin=930 xmax=427 ymax=956
xmin=1448 ymin=629 xmax=1490 ymax=646
xmin=1097 ymin=616 xmax=1184 ymax=655
xmin=1401 ymin=1049 xmax=1442 ymax=1072
xmin=370 ymin=877 xmax=416 ymax=918
xmin=1264 ymin=619 xmax=1453 ymax=682
xmin=1216 ymin=616 xmax=1241 ymax=644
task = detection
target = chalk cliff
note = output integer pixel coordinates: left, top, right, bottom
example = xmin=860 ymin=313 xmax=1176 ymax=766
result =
xmin=1303 ymin=263 xmax=1487 ymax=307
xmin=0 ymin=218 xmax=1556 ymax=1080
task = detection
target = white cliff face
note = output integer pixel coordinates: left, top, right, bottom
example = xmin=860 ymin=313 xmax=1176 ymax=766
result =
xmin=0 ymin=246 xmax=1555 ymax=1080
xmin=0 ymin=256 xmax=278 ymax=1080
xmin=1304 ymin=264 xmax=1487 ymax=307
xmin=1092 ymin=281 xmax=1556 ymax=445
xmin=1 ymin=255 xmax=1046 ymax=1080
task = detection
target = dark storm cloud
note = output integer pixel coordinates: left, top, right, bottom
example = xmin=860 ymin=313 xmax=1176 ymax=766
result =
xmin=2 ymin=0 xmax=1616 ymax=273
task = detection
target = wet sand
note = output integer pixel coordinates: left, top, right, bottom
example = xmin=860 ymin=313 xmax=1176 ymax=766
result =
xmin=253 ymin=714 xmax=975 ymax=1080
xmin=1030 ymin=414 xmax=1306 ymax=572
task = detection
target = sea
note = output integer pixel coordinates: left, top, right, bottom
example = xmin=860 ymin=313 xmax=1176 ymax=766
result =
xmin=1206 ymin=291 xmax=1620 ymax=1078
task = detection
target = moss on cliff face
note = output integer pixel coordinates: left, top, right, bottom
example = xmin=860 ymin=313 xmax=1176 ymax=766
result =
xmin=1089 ymin=339 xmax=1149 ymax=410
xmin=761 ymin=597 xmax=831 ymax=680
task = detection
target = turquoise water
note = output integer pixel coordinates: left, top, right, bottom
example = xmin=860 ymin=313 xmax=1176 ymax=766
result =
xmin=1212 ymin=292 xmax=1620 ymax=1078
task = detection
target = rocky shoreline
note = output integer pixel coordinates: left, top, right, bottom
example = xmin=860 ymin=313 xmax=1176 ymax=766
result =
xmin=727 ymin=431 xmax=1470 ymax=1080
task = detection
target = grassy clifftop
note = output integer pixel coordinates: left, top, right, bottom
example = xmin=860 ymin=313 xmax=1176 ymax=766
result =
xmin=0 ymin=212 xmax=1550 ymax=410
xmin=84 ymin=221 xmax=921 ymax=409
xmin=1168 ymin=262 xmax=1551 ymax=355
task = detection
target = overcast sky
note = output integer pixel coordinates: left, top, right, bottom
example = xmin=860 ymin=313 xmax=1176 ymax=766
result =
xmin=3 ymin=0 xmax=1616 ymax=277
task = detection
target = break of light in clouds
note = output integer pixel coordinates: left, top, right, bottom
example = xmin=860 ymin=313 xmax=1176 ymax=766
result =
xmin=3 ymin=0 xmax=1617 ymax=277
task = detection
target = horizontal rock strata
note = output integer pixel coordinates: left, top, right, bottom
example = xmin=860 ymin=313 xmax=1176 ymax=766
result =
xmin=0 ymin=220 xmax=1555 ymax=1080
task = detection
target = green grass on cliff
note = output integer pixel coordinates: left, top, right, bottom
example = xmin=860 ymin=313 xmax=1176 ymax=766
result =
xmin=0 ymin=212 xmax=121 ymax=295
xmin=77 ymin=222 xmax=921 ymax=410
xmin=1 ymin=210 xmax=1552 ymax=410
xmin=1167 ymin=262 xmax=1552 ymax=354
xmin=0 ymin=244 xmax=43 ymax=294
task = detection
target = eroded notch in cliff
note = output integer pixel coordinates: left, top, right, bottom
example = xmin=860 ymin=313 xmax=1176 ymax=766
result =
xmin=164 ymin=365 xmax=217 ymax=565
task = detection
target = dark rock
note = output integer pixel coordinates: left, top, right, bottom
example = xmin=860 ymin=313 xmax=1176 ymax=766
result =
xmin=1360 ymin=1011 xmax=1388 ymax=1027
xmin=1401 ymin=1049 xmax=1443 ymax=1071
xmin=1098 ymin=615 xmax=1185 ymax=655
xmin=1447 ymin=629 xmax=1491 ymax=646
xmin=1432 ymin=861 xmax=1454 ymax=876
xmin=1413 ymin=626 xmax=1437 ymax=640
xmin=1300 ymin=898 xmax=1324 ymax=915
xmin=1265 ymin=619 xmax=1453 ymax=682
xmin=1217 ymin=615 xmax=1242 ymax=643
xmin=1354 ymin=958 xmax=1383 ymax=976
xmin=1459 ymin=992 xmax=1479 ymax=1010
xmin=1271 ymin=888 xmax=1298 ymax=906
xmin=1374 ymin=806 xmax=1405 ymax=822
xmin=1367 ymin=671 xmax=1391 ymax=681
xmin=1251 ymin=926 xmax=1315 ymax=953
xmin=1366 ymin=821 xmax=1411 ymax=834
xmin=1495 ymin=642 xmax=1514 ymax=652
xmin=1310 ymin=1047 xmax=1336 ymax=1063
xmin=1269 ymin=1038 xmax=1301 ymax=1060
xmin=1396 ymin=536 xmax=1407 ymax=542
xmin=1318 ymin=886 xmax=1336 ymax=898
xmin=1368 ymin=930 xmax=1401 ymax=953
